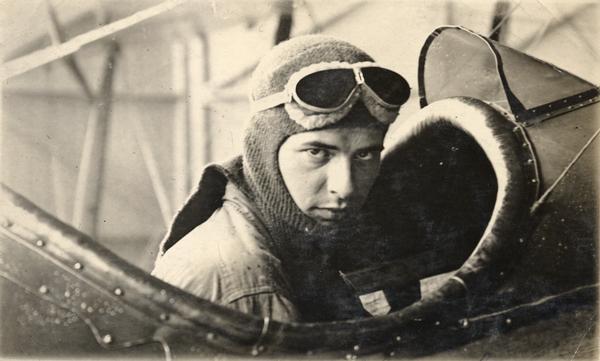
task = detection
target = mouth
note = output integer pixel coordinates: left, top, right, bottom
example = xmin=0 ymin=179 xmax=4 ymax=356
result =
xmin=311 ymin=207 xmax=351 ymax=222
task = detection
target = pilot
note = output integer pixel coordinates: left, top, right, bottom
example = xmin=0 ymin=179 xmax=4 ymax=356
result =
xmin=152 ymin=35 xmax=413 ymax=322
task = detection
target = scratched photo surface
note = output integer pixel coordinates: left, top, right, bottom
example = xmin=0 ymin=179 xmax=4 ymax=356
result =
xmin=1 ymin=0 xmax=598 ymax=360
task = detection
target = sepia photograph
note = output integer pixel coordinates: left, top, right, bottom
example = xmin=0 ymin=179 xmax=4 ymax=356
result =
xmin=0 ymin=0 xmax=598 ymax=359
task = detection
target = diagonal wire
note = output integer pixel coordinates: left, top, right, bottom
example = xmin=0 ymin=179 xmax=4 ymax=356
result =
xmin=486 ymin=0 xmax=522 ymax=39
xmin=515 ymin=3 xmax=590 ymax=51
xmin=131 ymin=117 xmax=173 ymax=228
xmin=530 ymin=126 xmax=600 ymax=214
xmin=532 ymin=0 xmax=599 ymax=60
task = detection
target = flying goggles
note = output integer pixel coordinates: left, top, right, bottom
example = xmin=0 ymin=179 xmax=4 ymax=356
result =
xmin=251 ymin=61 xmax=411 ymax=129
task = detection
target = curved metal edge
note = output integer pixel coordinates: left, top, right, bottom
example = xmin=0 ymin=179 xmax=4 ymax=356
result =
xmin=417 ymin=25 xmax=452 ymax=108
xmin=487 ymin=102 xmax=541 ymax=201
xmin=0 ymin=186 xmax=264 ymax=354
xmin=417 ymin=26 xmax=600 ymax=126
xmin=0 ymin=184 xmax=451 ymax=356
xmin=519 ymin=89 xmax=600 ymax=126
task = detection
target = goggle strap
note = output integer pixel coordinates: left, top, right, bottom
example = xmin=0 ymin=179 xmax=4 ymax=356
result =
xmin=251 ymin=91 xmax=290 ymax=114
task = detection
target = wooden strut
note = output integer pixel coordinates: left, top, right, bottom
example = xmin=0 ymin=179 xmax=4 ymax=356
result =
xmin=171 ymin=40 xmax=190 ymax=208
xmin=71 ymin=42 xmax=119 ymax=237
xmin=189 ymin=32 xmax=213 ymax=184
xmin=215 ymin=1 xmax=368 ymax=90
xmin=274 ymin=0 xmax=294 ymax=45
xmin=44 ymin=0 xmax=95 ymax=101
xmin=1 ymin=0 xmax=189 ymax=80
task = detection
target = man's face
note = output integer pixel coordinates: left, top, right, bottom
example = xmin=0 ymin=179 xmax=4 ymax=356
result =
xmin=278 ymin=126 xmax=385 ymax=225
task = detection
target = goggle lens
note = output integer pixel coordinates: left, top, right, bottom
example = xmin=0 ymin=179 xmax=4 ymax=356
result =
xmin=362 ymin=67 xmax=410 ymax=105
xmin=294 ymin=67 xmax=409 ymax=110
xmin=295 ymin=69 xmax=357 ymax=108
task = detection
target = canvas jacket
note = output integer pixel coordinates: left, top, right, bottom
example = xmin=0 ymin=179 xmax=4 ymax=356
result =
xmin=152 ymin=181 xmax=299 ymax=322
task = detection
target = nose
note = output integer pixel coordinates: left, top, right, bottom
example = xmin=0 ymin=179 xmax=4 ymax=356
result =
xmin=327 ymin=157 xmax=354 ymax=201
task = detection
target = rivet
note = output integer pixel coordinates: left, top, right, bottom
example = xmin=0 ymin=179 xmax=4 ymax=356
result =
xmin=168 ymin=298 xmax=175 ymax=304
xmin=160 ymin=289 xmax=167 ymax=296
xmin=206 ymin=332 xmax=215 ymax=341
xmin=159 ymin=313 xmax=169 ymax=321
xmin=353 ymin=345 xmax=360 ymax=351
xmin=563 ymin=99 xmax=567 ymax=103
xmin=548 ymin=104 xmax=552 ymax=108
xmin=251 ymin=348 xmax=259 ymax=356
xmin=345 ymin=354 xmax=353 ymax=360
xmin=568 ymin=106 xmax=572 ymax=110
xmin=36 ymin=240 xmax=45 ymax=247
xmin=87 ymin=306 xmax=94 ymax=313
xmin=499 ymin=272 xmax=504 ymax=276
xmin=513 ymin=127 xmax=519 ymax=132
xmin=439 ymin=161 xmax=444 ymax=166
xmin=526 ymin=159 xmax=533 ymax=164
xmin=518 ymin=238 xmax=524 ymax=243
xmin=81 ymin=302 xmax=87 ymax=309
xmin=531 ymin=179 xmax=537 ymax=183
xmin=435 ymin=321 xmax=440 ymax=326
xmin=459 ymin=319 xmax=469 ymax=328
xmin=395 ymin=335 xmax=402 ymax=342
xmin=450 ymin=146 xmax=459 ymax=151
xmin=73 ymin=262 xmax=83 ymax=270
xmin=102 ymin=334 xmax=113 ymax=344
xmin=389 ymin=351 xmax=396 ymax=357
xmin=505 ymin=318 xmax=512 ymax=325
xmin=39 ymin=285 xmax=49 ymax=294
xmin=64 ymin=291 xmax=71 ymax=298
xmin=546 ymin=113 xmax=550 ymax=117
xmin=522 ymin=143 xmax=528 ymax=147
xmin=532 ymin=109 xmax=536 ymax=113
xmin=560 ymin=218 xmax=565 ymax=222
xmin=114 ymin=288 xmax=123 ymax=296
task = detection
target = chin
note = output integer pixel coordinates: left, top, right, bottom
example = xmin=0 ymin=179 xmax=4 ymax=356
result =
xmin=313 ymin=217 xmax=356 ymax=234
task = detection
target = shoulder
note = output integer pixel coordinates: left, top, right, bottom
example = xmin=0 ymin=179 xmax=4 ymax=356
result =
xmin=152 ymin=192 xmax=291 ymax=304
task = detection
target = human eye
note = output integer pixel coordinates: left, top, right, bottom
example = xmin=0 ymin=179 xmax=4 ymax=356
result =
xmin=305 ymin=148 xmax=331 ymax=160
xmin=354 ymin=149 xmax=380 ymax=161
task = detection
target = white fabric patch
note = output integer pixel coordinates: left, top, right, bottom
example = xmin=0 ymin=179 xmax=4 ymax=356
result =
xmin=359 ymin=290 xmax=391 ymax=316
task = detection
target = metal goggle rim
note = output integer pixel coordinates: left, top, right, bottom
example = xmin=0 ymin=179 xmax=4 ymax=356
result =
xmin=250 ymin=61 xmax=402 ymax=114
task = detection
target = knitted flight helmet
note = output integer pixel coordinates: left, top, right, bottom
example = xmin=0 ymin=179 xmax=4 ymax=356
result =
xmin=243 ymin=35 xmax=393 ymax=245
